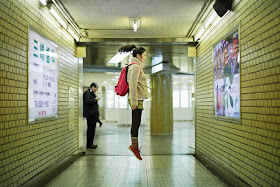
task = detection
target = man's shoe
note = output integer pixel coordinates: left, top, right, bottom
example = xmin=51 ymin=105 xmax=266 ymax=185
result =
xmin=97 ymin=120 xmax=103 ymax=127
xmin=86 ymin=145 xmax=98 ymax=149
xmin=128 ymin=145 xmax=142 ymax=160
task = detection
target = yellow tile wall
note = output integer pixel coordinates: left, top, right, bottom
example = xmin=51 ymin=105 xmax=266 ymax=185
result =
xmin=195 ymin=0 xmax=279 ymax=186
xmin=0 ymin=0 xmax=79 ymax=186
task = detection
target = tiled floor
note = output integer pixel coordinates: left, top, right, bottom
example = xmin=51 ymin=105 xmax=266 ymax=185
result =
xmin=83 ymin=120 xmax=195 ymax=156
xmin=46 ymin=121 xmax=226 ymax=187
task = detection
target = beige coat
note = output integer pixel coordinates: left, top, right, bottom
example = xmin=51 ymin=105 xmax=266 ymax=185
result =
xmin=127 ymin=57 xmax=149 ymax=106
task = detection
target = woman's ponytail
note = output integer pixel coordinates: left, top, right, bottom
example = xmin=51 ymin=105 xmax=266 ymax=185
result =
xmin=119 ymin=44 xmax=146 ymax=57
xmin=119 ymin=44 xmax=136 ymax=53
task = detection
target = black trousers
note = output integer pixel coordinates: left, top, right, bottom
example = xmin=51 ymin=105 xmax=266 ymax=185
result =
xmin=131 ymin=109 xmax=142 ymax=137
xmin=86 ymin=118 xmax=97 ymax=147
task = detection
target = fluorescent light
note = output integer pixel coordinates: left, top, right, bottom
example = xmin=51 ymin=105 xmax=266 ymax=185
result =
xmin=195 ymin=11 xmax=221 ymax=42
xmin=200 ymin=29 xmax=210 ymax=41
xmin=49 ymin=7 xmax=67 ymax=29
xmin=63 ymin=29 xmax=72 ymax=40
xmin=195 ymin=27 xmax=205 ymax=41
xmin=205 ymin=12 xmax=217 ymax=28
xmin=52 ymin=0 xmax=81 ymax=37
xmin=108 ymin=51 xmax=132 ymax=64
xmin=133 ymin=21 xmax=137 ymax=32
xmin=39 ymin=0 xmax=47 ymax=6
xmin=129 ymin=17 xmax=140 ymax=32
xmin=67 ymin=28 xmax=79 ymax=41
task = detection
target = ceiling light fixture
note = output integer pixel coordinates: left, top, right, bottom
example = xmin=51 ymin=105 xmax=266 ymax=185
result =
xmin=39 ymin=0 xmax=47 ymax=6
xmin=108 ymin=51 xmax=132 ymax=64
xmin=47 ymin=3 xmax=80 ymax=41
xmin=52 ymin=0 xmax=82 ymax=37
xmin=49 ymin=6 xmax=68 ymax=29
xmin=195 ymin=11 xmax=219 ymax=41
xmin=204 ymin=12 xmax=217 ymax=28
xmin=195 ymin=27 xmax=205 ymax=41
xmin=129 ymin=17 xmax=141 ymax=32
xmin=67 ymin=27 xmax=79 ymax=41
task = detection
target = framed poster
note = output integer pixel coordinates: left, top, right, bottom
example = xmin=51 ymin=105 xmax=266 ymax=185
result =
xmin=28 ymin=27 xmax=59 ymax=122
xmin=213 ymin=28 xmax=240 ymax=120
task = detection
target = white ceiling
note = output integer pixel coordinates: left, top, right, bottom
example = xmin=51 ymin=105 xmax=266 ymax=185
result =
xmin=60 ymin=0 xmax=208 ymax=38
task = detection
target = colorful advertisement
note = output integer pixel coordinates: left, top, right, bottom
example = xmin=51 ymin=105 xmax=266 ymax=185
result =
xmin=213 ymin=30 xmax=240 ymax=119
xmin=28 ymin=28 xmax=58 ymax=122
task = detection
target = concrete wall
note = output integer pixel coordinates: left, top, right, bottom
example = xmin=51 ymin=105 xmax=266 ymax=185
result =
xmin=195 ymin=0 xmax=279 ymax=186
xmin=0 ymin=0 xmax=79 ymax=186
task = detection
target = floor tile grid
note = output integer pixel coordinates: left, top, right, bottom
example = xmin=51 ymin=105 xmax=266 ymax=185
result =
xmin=158 ymin=156 xmax=198 ymax=186
xmin=179 ymin=156 xmax=226 ymax=187
xmin=146 ymin=156 xmax=183 ymax=187
xmin=101 ymin=156 xmax=131 ymax=186
xmin=83 ymin=122 xmax=195 ymax=156
xmin=75 ymin=156 xmax=116 ymax=187
xmin=45 ymin=157 xmax=85 ymax=187
xmin=45 ymin=122 xmax=225 ymax=187
xmin=145 ymin=156 xmax=172 ymax=187
xmin=123 ymin=156 xmax=149 ymax=187
xmin=46 ymin=156 xmax=114 ymax=187
xmin=47 ymin=155 xmax=226 ymax=187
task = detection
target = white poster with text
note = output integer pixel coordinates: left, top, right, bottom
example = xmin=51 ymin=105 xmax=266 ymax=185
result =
xmin=28 ymin=28 xmax=58 ymax=122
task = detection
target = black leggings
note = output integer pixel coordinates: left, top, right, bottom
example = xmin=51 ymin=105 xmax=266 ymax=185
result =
xmin=130 ymin=109 xmax=142 ymax=137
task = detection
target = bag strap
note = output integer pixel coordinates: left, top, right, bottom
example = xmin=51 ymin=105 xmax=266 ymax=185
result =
xmin=130 ymin=62 xmax=141 ymax=77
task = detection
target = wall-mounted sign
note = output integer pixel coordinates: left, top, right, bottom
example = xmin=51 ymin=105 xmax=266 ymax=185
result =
xmin=28 ymin=27 xmax=59 ymax=122
xmin=213 ymin=29 xmax=240 ymax=119
xmin=152 ymin=63 xmax=169 ymax=74
xmin=152 ymin=56 xmax=163 ymax=66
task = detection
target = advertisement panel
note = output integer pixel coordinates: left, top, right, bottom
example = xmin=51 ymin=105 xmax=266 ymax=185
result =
xmin=213 ymin=29 xmax=240 ymax=119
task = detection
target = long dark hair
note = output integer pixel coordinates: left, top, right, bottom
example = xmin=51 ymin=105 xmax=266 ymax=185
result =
xmin=119 ymin=44 xmax=146 ymax=57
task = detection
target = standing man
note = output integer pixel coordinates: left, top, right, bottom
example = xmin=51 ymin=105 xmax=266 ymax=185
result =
xmin=83 ymin=82 xmax=100 ymax=149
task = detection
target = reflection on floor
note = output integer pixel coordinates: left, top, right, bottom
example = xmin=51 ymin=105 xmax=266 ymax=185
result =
xmin=84 ymin=121 xmax=195 ymax=156
xmin=46 ymin=122 xmax=226 ymax=187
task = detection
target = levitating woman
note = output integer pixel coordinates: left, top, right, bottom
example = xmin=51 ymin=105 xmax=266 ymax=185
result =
xmin=119 ymin=44 xmax=149 ymax=160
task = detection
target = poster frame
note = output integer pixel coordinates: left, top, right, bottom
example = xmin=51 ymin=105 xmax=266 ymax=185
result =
xmin=213 ymin=25 xmax=241 ymax=123
xmin=27 ymin=25 xmax=59 ymax=123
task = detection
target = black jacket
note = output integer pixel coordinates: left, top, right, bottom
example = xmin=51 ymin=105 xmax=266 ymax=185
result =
xmin=83 ymin=88 xmax=99 ymax=119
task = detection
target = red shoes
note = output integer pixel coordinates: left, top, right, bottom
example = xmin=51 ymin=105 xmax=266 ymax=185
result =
xmin=128 ymin=145 xmax=142 ymax=160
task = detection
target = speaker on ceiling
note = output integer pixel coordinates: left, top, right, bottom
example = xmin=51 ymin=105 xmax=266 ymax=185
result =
xmin=213 ymin=0 xmax=233 ymax=17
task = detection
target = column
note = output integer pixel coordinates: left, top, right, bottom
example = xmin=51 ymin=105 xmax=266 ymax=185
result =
xmin=150 ymin=74 xmax=173 ymax=134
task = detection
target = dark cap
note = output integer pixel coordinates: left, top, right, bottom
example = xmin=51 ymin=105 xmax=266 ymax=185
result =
xmin=90 ymin=82 xmax=98 ymax=88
